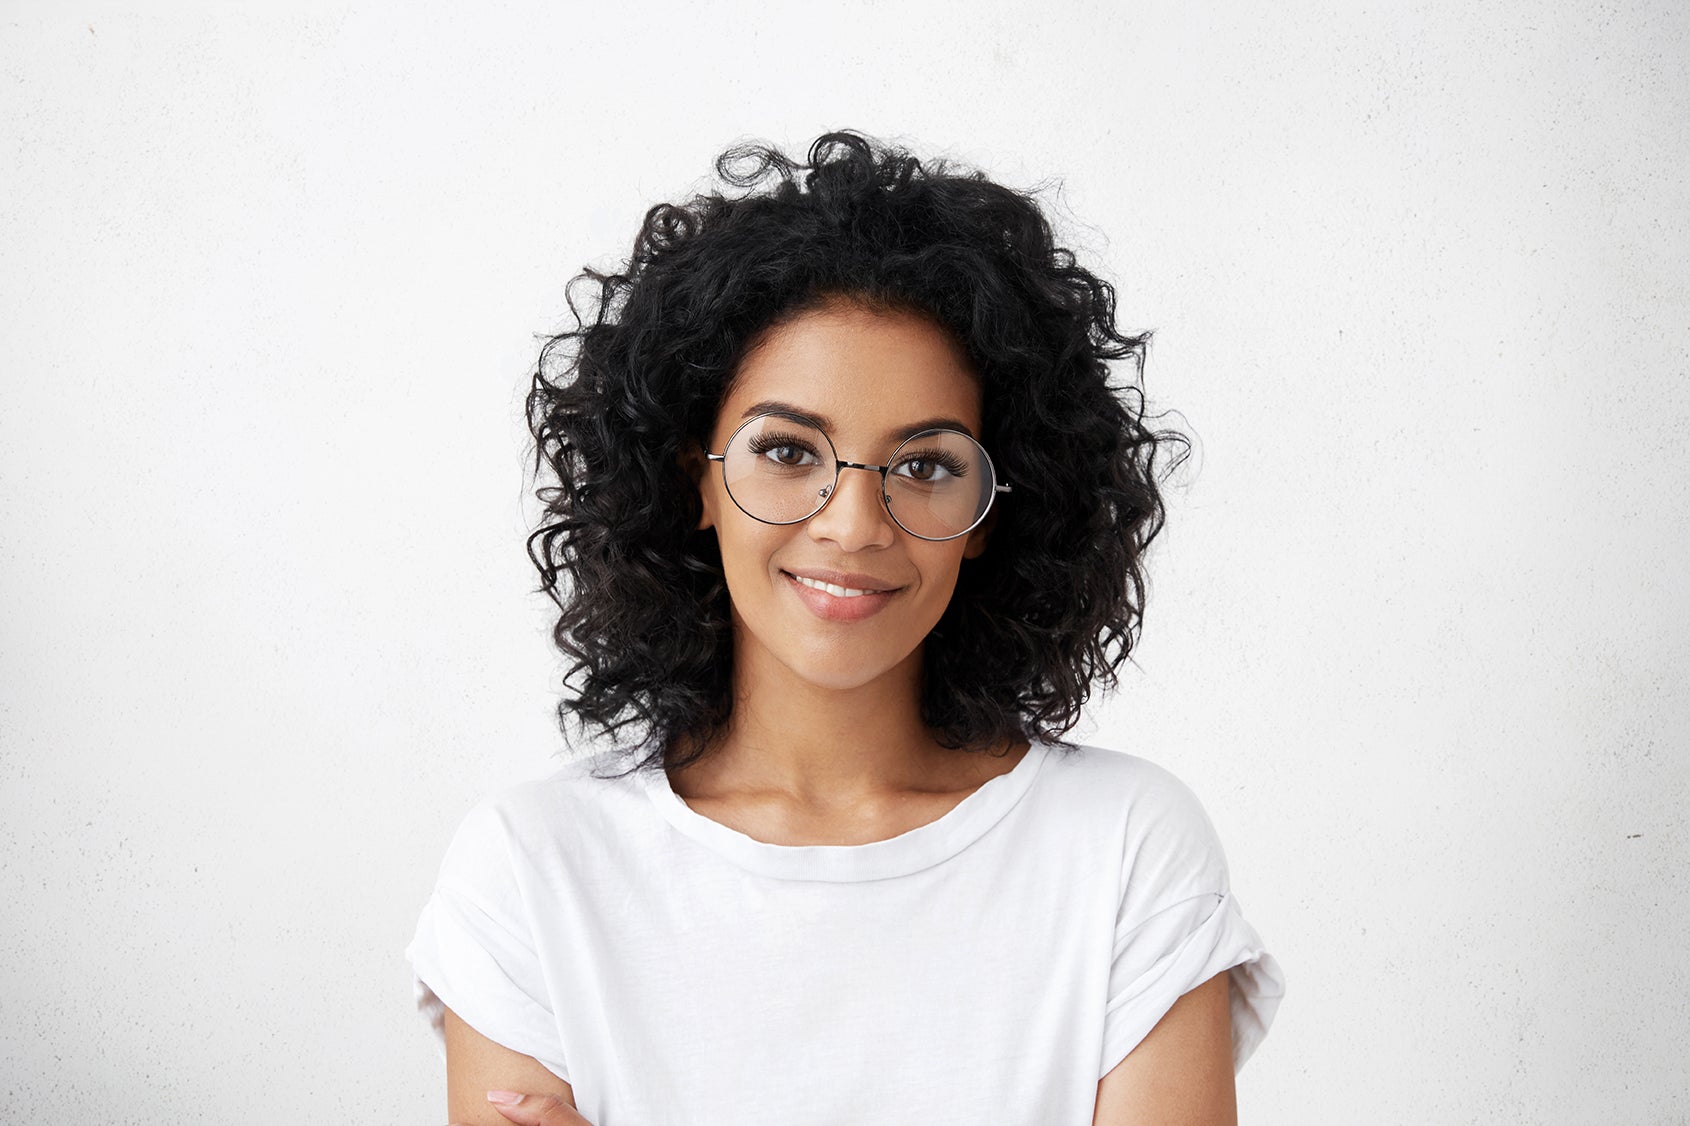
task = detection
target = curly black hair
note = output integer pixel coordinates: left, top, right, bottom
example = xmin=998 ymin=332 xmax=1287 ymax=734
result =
xmin=525 ymin=130 xmax=1188 ymax=779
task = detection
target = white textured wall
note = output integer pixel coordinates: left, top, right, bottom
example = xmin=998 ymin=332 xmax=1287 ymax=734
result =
xmin=2 ymin=3 xmax=1685 ymax=1122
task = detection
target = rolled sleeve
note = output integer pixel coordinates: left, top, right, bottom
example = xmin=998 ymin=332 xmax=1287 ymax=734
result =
xmin=404 ymin=800 xmax=570 ymax=1082
xmin=1098 ymin=760 xmax=1286 ymax=1079
xmin=1098 ymin=890 xmax=1284 ymax=1079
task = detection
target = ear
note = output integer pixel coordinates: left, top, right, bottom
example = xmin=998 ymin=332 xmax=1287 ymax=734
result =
xmin=961 ymin=506 xmax=997 ymax=559
xmin=677 ymin=440 xmax=715 ymax=532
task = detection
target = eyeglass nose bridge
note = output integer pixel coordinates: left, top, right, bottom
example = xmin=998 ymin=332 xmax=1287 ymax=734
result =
xmin=818 ymin=460 xmax=1017 ymax=495
xmin=815 ymin=459 xmax=892 ymax=508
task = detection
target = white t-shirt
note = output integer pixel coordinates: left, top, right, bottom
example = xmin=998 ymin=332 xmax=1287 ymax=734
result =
xmin=405 ymin=739 xmax=1284 ymax=1125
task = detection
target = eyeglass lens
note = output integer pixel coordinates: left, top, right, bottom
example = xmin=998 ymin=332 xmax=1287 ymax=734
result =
xmin=721 ymin=415 xmax=994 ymax=540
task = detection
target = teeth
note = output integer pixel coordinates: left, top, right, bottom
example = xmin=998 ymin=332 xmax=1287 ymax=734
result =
xmin=792 ymin=574 xmax=876 ymax=598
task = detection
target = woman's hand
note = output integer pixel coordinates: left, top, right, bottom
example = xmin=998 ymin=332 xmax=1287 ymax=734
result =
xmin=450 ymin=1089 xmax=595 ymax=1126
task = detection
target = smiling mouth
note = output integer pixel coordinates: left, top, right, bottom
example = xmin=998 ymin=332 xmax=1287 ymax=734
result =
xmin=786 ymin=573 xmax=888 ymax=598
xmin=779 ymin=570 xmax=904 ymax=622
xmin=779 ymin=568 xmax=905 ymax=595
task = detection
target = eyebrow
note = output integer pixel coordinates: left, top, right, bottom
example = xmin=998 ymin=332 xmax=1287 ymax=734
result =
xmin=739 ymin=400 xmax=978 ymax=442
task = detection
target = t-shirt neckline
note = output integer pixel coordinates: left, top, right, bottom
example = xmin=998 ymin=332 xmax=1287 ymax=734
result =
xmin=641 ymin=739 xmax=1053 ymax=882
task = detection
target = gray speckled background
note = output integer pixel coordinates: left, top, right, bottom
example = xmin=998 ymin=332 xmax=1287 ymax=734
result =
xmin=2 ymin=2 xmax=1685 ymax=1122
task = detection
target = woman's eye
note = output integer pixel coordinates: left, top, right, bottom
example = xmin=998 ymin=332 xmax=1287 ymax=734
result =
xmin=896 ymin=456 xmax=949 ymax=481
xmin=768 ymin=445 xmax=808 ymax=465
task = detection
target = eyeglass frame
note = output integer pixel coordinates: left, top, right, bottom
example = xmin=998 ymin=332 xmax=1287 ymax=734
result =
xmin=704 ymin=410 xmax=1013 ymax=542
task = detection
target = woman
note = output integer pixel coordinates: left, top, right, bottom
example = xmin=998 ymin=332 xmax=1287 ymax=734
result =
xmin=407 ymin=130 xmax=1284 ymax=1126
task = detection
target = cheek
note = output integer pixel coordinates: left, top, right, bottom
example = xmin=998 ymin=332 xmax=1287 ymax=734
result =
xmin=714 ymin=512 xmax=782 ymax=581
xmin=910 ymin=546 xmax=968 ymax=610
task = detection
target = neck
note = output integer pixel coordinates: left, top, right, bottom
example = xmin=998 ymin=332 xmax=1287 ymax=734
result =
xmin=673 ymin=636 xmax=967 ymax=809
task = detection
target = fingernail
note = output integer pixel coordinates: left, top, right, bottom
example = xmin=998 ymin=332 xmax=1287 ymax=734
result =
xmin=486 ymin=1090 xmax=523 ymax=1107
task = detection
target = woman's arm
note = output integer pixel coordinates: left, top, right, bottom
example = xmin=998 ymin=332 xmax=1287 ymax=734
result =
xmin=443 ymin=1005 xmax=584 ymax=1125
xmin=1093 ymin=971 xmax=1237 ymax=1126
xmin=443 ymin=975 xmax=1232 ymax=1125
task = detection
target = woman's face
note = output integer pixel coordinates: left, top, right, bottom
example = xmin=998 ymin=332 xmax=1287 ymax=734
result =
xmin=687 ymin=300 xmax=993 ymax=694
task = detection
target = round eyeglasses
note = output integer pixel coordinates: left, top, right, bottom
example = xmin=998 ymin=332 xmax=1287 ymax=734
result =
xmin=705 ymin=412 xmax=1012 ymax=541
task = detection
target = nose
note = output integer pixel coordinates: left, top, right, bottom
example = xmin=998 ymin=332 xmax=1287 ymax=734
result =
xmin=806 ymin=463 xmax=897 ymax=551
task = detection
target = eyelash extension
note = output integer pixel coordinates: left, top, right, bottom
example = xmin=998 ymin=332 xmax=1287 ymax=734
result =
xmin=895 ymin=447 xmax=971 ymax=478
xmin=746 ymin=432 xmax=972 ymax=479
xmin=745 ymin=431 xmax=820 ymax=459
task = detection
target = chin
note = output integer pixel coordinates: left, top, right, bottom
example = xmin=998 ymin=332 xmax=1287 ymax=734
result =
xmin=780 ymin=656 xmax=896 ymax=694
xmin=783 ymin=640 xmax=925 ymax=694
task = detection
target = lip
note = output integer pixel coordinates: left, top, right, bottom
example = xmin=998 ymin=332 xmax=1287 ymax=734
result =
xmin=780 ymin=568 xmax=904 ymax=622
xmin=782 ymin=567 xmax=902 ymax=593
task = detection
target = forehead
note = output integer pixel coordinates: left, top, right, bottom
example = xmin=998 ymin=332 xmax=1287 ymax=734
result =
xmin=718 ymin=303 xmax=981 ymax=444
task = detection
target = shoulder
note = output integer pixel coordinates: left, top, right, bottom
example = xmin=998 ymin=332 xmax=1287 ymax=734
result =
xmin=1037 ymin=742 xmax=1221 ymax=833
xmin=1034 ymin=742 xmax=1233 ymax=899
xmin=440 ymin=746 xmax=653 ymax=864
